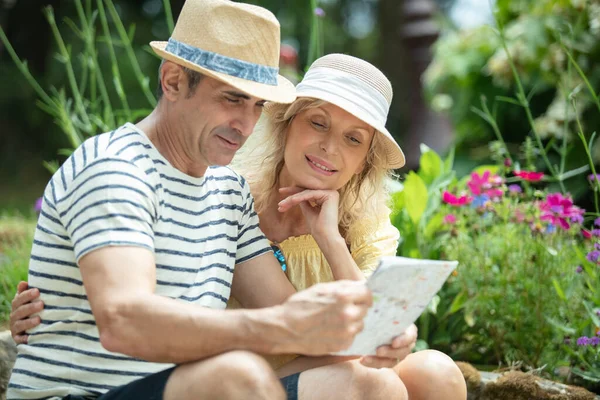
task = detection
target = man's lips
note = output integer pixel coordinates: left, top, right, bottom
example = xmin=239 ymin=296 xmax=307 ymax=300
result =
xmin=217 ymin=135 xmax=240 ymax=150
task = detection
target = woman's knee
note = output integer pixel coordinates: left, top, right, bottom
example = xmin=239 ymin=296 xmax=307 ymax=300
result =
xmin=351 ymin=361 xmax=408 ymax=399
xmin=396 ymin=350 xmax=466 ymax=399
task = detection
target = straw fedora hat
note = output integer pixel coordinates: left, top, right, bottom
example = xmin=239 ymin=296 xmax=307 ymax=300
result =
xmin=267 ymin=54 xmax=405 ymax=169
xmin=150 ymin=0 xmax=296 ymax=104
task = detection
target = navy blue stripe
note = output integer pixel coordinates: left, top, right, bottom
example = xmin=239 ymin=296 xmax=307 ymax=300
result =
xmin=74 ymin=227 xmax=152 ymax=246
xmin=153 ymin=158 xmax=167 ymax=165
xmin=60 ymin=164 xmax=67 ymax=190
xmin=36 ymin=224 xmax=69 ymax=241
xmin=50 ymin=178 xmax=57 ymax=203
xmin=180 ymin=291 xmax=228 ymax=303
xmin=31 ymin=254 xmax=77 ymax=268
xmin=163 ymin=187 xmax=242 ymax=202
xmin=238 ymin=222 xmax=261 ymax=241
xmin=159 ymin=172 xmax=238 ymax=188
xmin=82 ymin=140 xmax=87 ymax=166
xmin=155 ymin=231 xmax=236 ymax=244
xmin=28 ymin=342 xmax=145 ymax=362
xmin=18 ymin=354 xmax=151 ymax=377
xmin=157 ymin=217 xmax=239 ymax=230
xmin=109 ymin=129 xmax=116 ymax=141
xmin=94 ymin=134 xmax=100 ymax=158
xmin=71 ymin=153 xmax=76 ymax=180
xmin=30 ymin=269 xmax=82 ymax=286
xmin=108 ymin=131 xmax=140 ymax=146
xmin=159 ymin=201 xmax=243 ymax=217
xmin=155 ymin=262 xmax=234 ymax=274
xmin=145 ymin=167 xmax=157 ymax=175
xmin=64 ymin=199 xmax=154 ymax=227
xmin=155 ymin=247 xmax=235 ymax=259
xmin=237 ymin=235 xmax=267 ymax=250
xmin=38 ymin=288 xmax=87 ymax=300
xmin=60 ymin=184 xmax=150 ymax=211
xmin=11 ymin=368 xmax=116 ymax=391
xmin=131 ymin=153 xmax=148 ymax=163
xmin=40 ymin=209 xmax=60 ymax=225
xmin=115 ymin=141 xmax=152 ymax=156
xmin=28 ymin=330 xmax=97 ymax=342
xmin=237 ymin=247 xmax=271 ymax=264
xmin=71 ymin=213 xmax=152 ymax=237
xmin=45 ymin=304 xmax=92 ymax=315
xmin=39 ymin=319 xmax=96 ymax=326
xmin=43 ymin=194 xmax=57 ymax=211
xmin=76 ymin=240 xmax=153 ymax=260
xmin=157 ymin=277 xmax=231 ymax=289
xmin=58 ymin=170 xmax=156 ymax=206
xmin=32 ymin=239 xmax=73 ymax=251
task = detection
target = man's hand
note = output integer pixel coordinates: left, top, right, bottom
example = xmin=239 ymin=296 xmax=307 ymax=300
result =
xmin=360 ymin=324 xmax=418 ymax=368
xmin=10 ymin=281 xmax=44 ymax=344
xmin=275 ymin=280 xmax=372 ymax=355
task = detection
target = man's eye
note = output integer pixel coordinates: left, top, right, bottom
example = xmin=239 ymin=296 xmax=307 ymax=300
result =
xmin=226 ymin=97 xmax=240 ymax=103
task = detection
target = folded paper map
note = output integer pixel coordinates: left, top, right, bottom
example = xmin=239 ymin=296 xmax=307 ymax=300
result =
xmin=334 ymin=256 xmax=458 ymax=356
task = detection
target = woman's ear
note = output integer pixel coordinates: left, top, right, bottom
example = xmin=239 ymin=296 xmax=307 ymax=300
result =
xmin=159 ymin=61 xmax=185 ymax=102
xmin=354 ymin=160 xmax=366 ymax=175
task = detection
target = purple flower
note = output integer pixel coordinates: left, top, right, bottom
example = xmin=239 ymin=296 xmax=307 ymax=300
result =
xmin=577 ymin=336 xmax=590 ymax=346
xmin=576 ymin=265 xmax=583 ymax=273
xmin=592 ymin=336 xmax=600 ymax=346
xmin=570 ymin=214 xmax=584 ymax=224
xmin=34 ymin=197 xmax=43 ymax=213
xmin=595 ymin=243 xmax=600 ymax=251
xmin=587 ymin=250 xmax=600 ymax=263
xmin=592 ymin=229 xmax=600 ymax=237
xmin=508 ymin=184 xmax=522 ymax=193
xmin=589 ymin=174 xmax=600 ymax=182
xmin=595 ymin=217 xmax=600 ymax=227
xmin=314 ymin=7 xmax=326 ymax=17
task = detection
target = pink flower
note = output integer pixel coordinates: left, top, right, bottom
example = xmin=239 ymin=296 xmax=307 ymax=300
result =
xmin=442 ymin=191 xmax=473 ymax=207
xmin=514 ymin=171 xmax=544 ymax=182
xmin=467 ymin=171 xmax=504 ymax=199
xmin=538 ymin=193 xmax=585 ymax=230
xmin=443 ymin=214 xmax=457 ymax=224
xmin=582 ymin=229 xmax=592 ymax=239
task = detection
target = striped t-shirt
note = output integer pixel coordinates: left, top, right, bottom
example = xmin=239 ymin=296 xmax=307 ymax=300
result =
xmin=8 ymin=123 xmax=271 ymax=400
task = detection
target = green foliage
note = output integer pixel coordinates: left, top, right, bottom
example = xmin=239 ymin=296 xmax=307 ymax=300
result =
xmin=0 ymin=216 xmax=36 ymax=325
xmin=424 ymin=0 xmax=600 ymax=202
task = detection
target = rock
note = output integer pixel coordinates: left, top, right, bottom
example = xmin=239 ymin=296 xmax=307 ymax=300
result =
xmin=0 ymin=331 xmax=17 ymax=400
xmin=457 ymin=362 xmax=600 ymax=400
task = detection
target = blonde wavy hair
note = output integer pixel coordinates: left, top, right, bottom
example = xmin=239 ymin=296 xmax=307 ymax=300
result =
xmin=231 ymin=98 xmax=395 ymax=239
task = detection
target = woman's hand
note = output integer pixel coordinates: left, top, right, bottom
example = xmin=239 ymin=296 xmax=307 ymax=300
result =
xmin=359 ymin=324 xmax=418 ymax=369
xmin=10 ymin=281 xmax=44 ymax=344
xmin=278 ymin=187 xmax=341 ymax=241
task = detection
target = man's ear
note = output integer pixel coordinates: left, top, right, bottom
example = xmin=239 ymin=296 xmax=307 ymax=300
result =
xmin=159 ymin=61 xmax=184 ymax=102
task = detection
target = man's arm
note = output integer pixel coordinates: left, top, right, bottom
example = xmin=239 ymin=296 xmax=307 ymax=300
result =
xmin=230 ymin=252 xmax=296 ymax=308
xmin=81 ymin=246 xmax=371 ymax=364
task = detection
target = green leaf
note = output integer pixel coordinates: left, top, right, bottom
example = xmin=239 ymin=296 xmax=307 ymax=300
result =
xmin=424 ymin=212 xmax=445 ymax=239
xmin=447 ymin=290 xmax=468 ymax=315
xmin=427 ymin=295 xmax=441 ymax=315
xmin=584 ymin=301 xmax=600 ymax=327
xmin=552 ymin=278 xmax=566 ymax=301
xmin=545 ymin=317 xmax=576 ymax=335
xmin=418 ymin=144 xmax=443 ymax=185
xmin=444 ymin=146 xmax=455 ymax=173
xmin=403 ymin=172 xmax=428 ymax=225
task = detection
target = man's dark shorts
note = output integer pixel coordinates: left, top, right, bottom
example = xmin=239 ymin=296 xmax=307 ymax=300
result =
xmin=63 ymin=367 xmax=301 ymax=400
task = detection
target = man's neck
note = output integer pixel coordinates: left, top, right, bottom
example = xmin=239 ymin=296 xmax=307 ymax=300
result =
xmin=136 ymin=107 xmax=209 ymax=178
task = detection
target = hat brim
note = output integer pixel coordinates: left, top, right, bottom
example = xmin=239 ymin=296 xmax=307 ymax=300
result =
xmin=150 ymin=41 xmax=296 ymax=104
xmin=265 ymin=92 xmax=406 ymax=169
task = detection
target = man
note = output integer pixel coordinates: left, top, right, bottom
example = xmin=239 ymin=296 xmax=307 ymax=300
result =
xmin=8 ymin=1 xmax=415 ymax=399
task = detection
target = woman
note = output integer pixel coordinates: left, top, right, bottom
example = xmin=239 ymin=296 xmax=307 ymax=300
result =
xmin=11 ymin=54 xmax=466 ymax=399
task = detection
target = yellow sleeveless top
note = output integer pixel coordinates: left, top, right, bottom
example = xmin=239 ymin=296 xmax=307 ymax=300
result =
xmin=228 ymin=214 xmax=400 ymax=369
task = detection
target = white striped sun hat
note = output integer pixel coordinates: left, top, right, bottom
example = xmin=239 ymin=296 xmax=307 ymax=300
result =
xmin=286 ymin=54 xmax=405 ymax=169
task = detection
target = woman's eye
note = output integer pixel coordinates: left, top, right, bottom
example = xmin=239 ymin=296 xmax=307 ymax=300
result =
xmin=311 ymin=121 xmax=325 ymax=128
xmin=348 ymin=136 xmax=362 ymax=144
